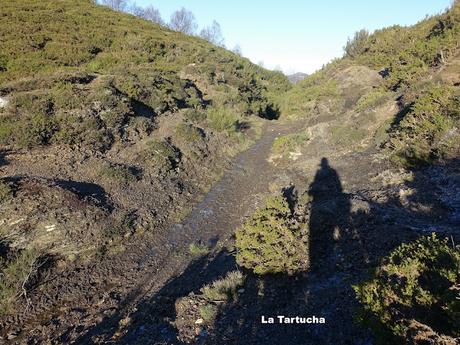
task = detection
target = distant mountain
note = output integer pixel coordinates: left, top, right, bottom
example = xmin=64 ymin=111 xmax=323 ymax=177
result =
xmin=287 ymin=72 xmax=308 ymax=84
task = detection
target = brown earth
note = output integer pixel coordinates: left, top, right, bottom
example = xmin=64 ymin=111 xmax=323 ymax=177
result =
xmin=1 ymin=65 xmax=459 ymax=344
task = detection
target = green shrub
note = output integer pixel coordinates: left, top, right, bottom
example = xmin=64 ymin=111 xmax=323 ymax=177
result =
xmin=184 ymin=108 xmax=206 ymax=123
xmin=185 ymin=97 xmax=202 ymax=109
xmin=100 ymin=164 xmax=138 ymax=184
xmin=388 ymin=84 xmax=460 ymax=167
xmin=271 ymin=132 xmax=309 ymax=156
xmin=0 ymin=0 xmax=289 ymax=153
xmin=330 ymin=125 xmax=367 ymax=147
xmin=354 ymin=234 xmax=460 ymax=344
xmin=281 ymin=78 xmax=341 ymax=116
xmin=9 ymin=92 xmax=53 ymax=116
xmin=206 ymin=105 xmax=238 ymax=132
xmin=344 ymin=29 xmax=369 ymax=58
xmin=201 ymin=271 xmax=244 ymax=301
xmin=356 ymin=89 xmax=393 ymax=113
xmin=0 ymin=180 xmax=11 ymax=203
xmin=17 ymin=114 xmax=57 ymax=148
xmin=199 ymin=304 xmax=218 ymax=323
xmin=188 ymin=243 xmax=209 ymax=256
xmin=175 ymin=123 xmax=203 ymax=142
xmin=0 ymin=118 xmax=15 ymax=145
xmin=0 ymin=248 xmax=39 ymax=316
xmin=235 ymin=195 xmax=309 ymax=275
xmin=353 ymin=3 xmax=460 ymax=91
xmin=51 ymin=82 xmax=83 ymax=110
xmin=140 ymin=139 xmax=179 ymax=172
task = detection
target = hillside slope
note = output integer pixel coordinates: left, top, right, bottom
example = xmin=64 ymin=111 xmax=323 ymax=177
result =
xmin=1 ymin=1 xmax=460 ymax=344
xmin=79 ymin=20 xmax=460 ymax=343
xmin=280 ymin=0 xmax=460 ymax=167
xmin=0 ymin=0 xmax=289 ymax=325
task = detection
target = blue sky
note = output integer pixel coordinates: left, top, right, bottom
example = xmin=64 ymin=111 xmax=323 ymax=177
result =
xmin=134 ymin=0 xmax=452 ymax=74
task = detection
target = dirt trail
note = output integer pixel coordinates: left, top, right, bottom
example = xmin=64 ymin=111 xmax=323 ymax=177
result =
xmin=5 ymin=119 xmax=303 ymax=344
xmin=166 ymin=121 xmax=299 ymax=248
xmin=6 ymin=112 xmax=459 ymax=344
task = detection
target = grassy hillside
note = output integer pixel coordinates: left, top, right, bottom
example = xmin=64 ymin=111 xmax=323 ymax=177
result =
xmin=0 ymin=0 xmax=289 ymax=150
xmin=0 ymin=0 xmax=290 ymax=317
xmin=282 ymin=1 xmax=460 ymax=167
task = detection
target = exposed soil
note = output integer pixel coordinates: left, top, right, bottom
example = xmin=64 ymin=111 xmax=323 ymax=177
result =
xmin=0 ymin=119 xmax=305 ymax=344
xmin=1 ymin=104 xmax=458 ymax=344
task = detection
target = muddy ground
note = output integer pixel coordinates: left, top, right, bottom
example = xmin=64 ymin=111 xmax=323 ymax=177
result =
xmin=1 ymin=105 xmax=458 ymax=344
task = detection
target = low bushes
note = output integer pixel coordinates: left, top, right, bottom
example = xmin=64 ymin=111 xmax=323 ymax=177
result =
xmin=235 ymin=195 xmax=309 ymax=275
xmin=388 ymin=83 xmax=460 ymax=167
xmin=206 ymin=105 xmax=238 ymax=133
xmin=355 ymin=89 xmax=393 ymax=113
xmin=0 ymin=248 xmax=39 ymax=316
xmin=330 ymin=125 xmax=367 ymax=147
xmin=271 ymin=132 xmax=309 ymax=156
xmin=100 ymin=164 xmax=138 ymax=184
xmin=0 ymin=180 xmax=12 ymax=203
xmin=175 ymin=123 xmax=203 ymax=143
xmin=354 ymin=234 xmax=460 ymax=344
xmin=0 ymin=0 xmax=289 ymax=154
xmin=188 ymin=243 xmax=209 ymax=256
xmin=140 ymin=139 xmax=180 ymax=173
xmin=201 ymin=270 xmax=244 ymax=302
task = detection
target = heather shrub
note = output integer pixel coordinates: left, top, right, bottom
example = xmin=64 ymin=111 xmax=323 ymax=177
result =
xmin=0 ymin=180 xmax=11 ymax=203
xmin=206 ymin=105 xmax=238 ymax=133
xmin=235 ymin=195 xmax=309 ymax=275
xmin=271 ymin=132 xmax=309 ymax=156
xmin=175 ymin=123 xmax=203 ymax=142
xmin=201 ymin=271 xmax=244 ymax=301
xmin=100 ymin=164 xmax=138 ymax=184
xmin=354 ymin=234 xmax=460 ymax=344
xmin=388 ymin=84 xmax=460 ymax=167
xmin=0 ymin=248 xmax=39 ymax=316
xmin=140 ymin=139 xmax=180 ymax=172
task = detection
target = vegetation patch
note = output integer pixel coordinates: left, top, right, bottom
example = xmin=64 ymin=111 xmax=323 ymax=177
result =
xmin=281 ymin=78 xmax=341 ymax=117
xmin=352 ymin=2 xmax=460 ymax=90
xmin=188 ymin=242 xmax=209 ymax=256
xmin=100 ymin=164 xmax=139 ymax=185
xmin=354 ymin=234 xmax=460 ymax=344
xmin=201 ymin=270 xmax=244 ymax=301
xmin=0 ymin=0 xmax=289 ymax=152
xmin=199 ymin=304 xmax=218 ymax=323
xmin=206 ymin=105 xmax=239 ymax=133
xmin=388 ymin=83 xmax=460 ymax=168
xmin=330 ymin=125 xmax=367 ymax=147
xmin=174 ymin=269 xmax=245 ymax=340
xmin=184 ymin=108 xmax=207 ymax=124
xmin=139 ymin=139 xmax=180 ymax=173
xmin=175 ymin=123 xmax=203 ymax=143
xmin=0 ymin=248 xmax=40 ymax=316
xmin=271 ymin=132 xmax=309 ymax=157
xmin=356 ymin=89 xmax=393 ymax=113
xmin=0 ymin=180 xmax=12 ymax=203
xmin=235 ymin=195 xmax=309 ymax=275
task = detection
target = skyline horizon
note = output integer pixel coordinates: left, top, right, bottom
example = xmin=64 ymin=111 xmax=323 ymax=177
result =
xmin=130 ymin=0 xmax=453 ymax=74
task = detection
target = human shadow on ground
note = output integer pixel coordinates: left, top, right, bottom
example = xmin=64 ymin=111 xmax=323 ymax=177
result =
xmin=72 ymin=157 xmax=460 ymax=345
xmin=307 ymin=157 xmax=351 ymax=270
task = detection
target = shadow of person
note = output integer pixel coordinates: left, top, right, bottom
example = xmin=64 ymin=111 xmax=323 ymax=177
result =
xmin=308 ymin=157 xmax=350 ymax=269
